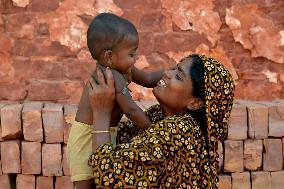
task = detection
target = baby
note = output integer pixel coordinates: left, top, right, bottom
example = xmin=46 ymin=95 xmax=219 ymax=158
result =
xmin=68 ymin=13 xmax=163 ymax=188
xmin=76 ymin=13 xmax=163 ymax=130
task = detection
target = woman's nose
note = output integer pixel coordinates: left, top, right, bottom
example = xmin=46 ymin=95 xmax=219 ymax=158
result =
xmin=164 ymin=70 xmax=172 ymax=78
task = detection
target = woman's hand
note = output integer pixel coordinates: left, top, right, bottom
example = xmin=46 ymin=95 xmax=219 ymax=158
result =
xmin=87 ymin=68 xmax=115 ymax=115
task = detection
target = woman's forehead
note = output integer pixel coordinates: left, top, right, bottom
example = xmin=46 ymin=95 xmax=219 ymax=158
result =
xmin=178 ymin=58 xmax=193 ymax=76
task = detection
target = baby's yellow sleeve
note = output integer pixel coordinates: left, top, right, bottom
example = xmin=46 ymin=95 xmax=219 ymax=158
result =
xmin=66 ymin=121 xmax=94 ymax=182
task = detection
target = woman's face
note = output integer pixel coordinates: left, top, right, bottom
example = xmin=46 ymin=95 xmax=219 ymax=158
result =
xmin=153 ymin=57 xmax=196 ymax=112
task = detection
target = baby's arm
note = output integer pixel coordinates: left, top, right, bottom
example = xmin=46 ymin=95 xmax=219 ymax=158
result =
xmin=113 ymin=70 xmax=152 ymax=130
xmin=116 ymin=91 xmax=151 ymax=130
xmin=76 ymin=72 xmax=123 ymax=127
xmin=131 ymin=66 xmax=164 ymax=88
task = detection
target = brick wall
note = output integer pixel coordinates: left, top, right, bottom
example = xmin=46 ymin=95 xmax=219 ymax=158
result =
xmin=0 ymin=100 xmax=284 ymax=189
xmin=0 ymin=0 xmax=283 ymax=103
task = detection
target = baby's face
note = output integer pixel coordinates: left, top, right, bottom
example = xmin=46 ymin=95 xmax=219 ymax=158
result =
xmin=111 ymin=35 xmax=138 ymax=75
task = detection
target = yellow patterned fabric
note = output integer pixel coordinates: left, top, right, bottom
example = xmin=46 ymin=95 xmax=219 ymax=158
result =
xmin=88 ymin=55 xmax=235 ymax=188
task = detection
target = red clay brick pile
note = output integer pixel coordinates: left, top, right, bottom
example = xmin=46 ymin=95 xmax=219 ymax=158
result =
xmin=0 ymin=102 xmax=76 ymax=189
xmin=0 ymin=100 xmax=284 ymax=189
xmin=219 ymin=100 xmax=284 ymax=189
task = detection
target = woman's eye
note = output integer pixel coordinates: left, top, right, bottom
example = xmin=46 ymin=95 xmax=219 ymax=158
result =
xmin=176 ymin=74 xmax=182 ymax=80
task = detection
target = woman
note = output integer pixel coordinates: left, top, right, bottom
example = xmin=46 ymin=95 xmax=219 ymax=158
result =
xmin=70 ymin=54 xmax=235 ymax=188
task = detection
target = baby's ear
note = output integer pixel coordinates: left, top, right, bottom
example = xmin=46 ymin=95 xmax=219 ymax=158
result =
xmin=186 ymin=97 xmax=204 ymax=110
xmin=103 ymin=50 xmax=113 ymax=66
xmin=103 ymin=50 xmax=112 ymax=60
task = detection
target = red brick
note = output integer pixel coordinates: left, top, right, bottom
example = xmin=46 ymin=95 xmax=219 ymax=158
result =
xmin=0 ymin=174 xmax=11 ymax=189
xmin=62 ymin=145 xmax=70 ymax=176
xmin=36 ymin=176 xmax=53 ymax=189
xmin=1 ymin=140 xmax=21 ymax=174
xmin=0 ymin=33 xmax=14 ymax=52
xmin=247 ymin=104 xmax=268 ymax=139
xmin=268 ymin=104 xmax=284 ymax=137
xmin=22 ymin=102 xmax=43 ymax=142
xmin=231 ymin=172 xmax=250 ymax=189
xmin=139 ymin=11 xmax=171 ymax=32
xmin=4 ymin=13 xmax=33 ymax=33
xmin=113 ymin=0 xmax=161 ymax=9
xmin=153 ymin=32 xmax=210 ymax=53
xmin=0 ymin=82 xmax=27 ymax=101
xmin=63 ymin=59 xmax=92 ymax=81
xmin=224 ymin=140 xmax=244 ymax=173
xmin=219 ymin=175 xmax=231 ymax=189
xmin=1 ymin=104 xmax=23 ymax=139
xmin=55 ymin=176 xmax=74 ymax=189
xmin=251 ymin=172 xmax=271 ymax=189
xmin=29 ymin=60 xmax=65 ymax=79
xmin=42 ymin=144 xmax=62 ymax=176
xmin=16 ymin=175 xmax=35 ymax=189
xmin=137 ymin=32 xmax=154 ymax=55
xmin=42 ymin=103 xmax=64 ymax=143
xmin=12 ymin=38 xmax=74 ymax=57
xmin=21 ymin=142 xmax=41 ymax=174
xmin=244 ymin=140 xmax=263 ymax=171
xmin=235 ymin=79 xmax=282 ymax=101
xmin=271 ymin=171 xmax=284 ymax=189
xmin=27 ymin=80 xmax=84 ymax=104
xmin=17 ymin=23 xmax=35 ymax=40
xmin=228 ymin=104 xmax=247 ymax=140
xmin=0 ymin=103 xmax=9 ymax=141
xmin=10 ymin=57 xmax=30 ymax=82
xmin=28 ymin=0 xmax=60 ymax=12
xmin=263 ymin=139 xmax=283 ymax=171
xmin=63 ymin=104 xmax=78 ymax=144
xmin=0 ymin=0 xmax=27 ymax=14
xmin=121 ymin=10 xmax=140 ymax=28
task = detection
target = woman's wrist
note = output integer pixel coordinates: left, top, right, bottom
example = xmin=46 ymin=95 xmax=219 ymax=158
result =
xmin=92 ymin=111 xmax=112 ymax=131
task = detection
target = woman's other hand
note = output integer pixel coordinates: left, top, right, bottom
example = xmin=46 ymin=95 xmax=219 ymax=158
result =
xmin=87 ymin=67 xmax=115 ymax=114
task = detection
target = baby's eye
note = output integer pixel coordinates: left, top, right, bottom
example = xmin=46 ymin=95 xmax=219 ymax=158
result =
xmin=129 ymin=53 xmax=136 ymax=58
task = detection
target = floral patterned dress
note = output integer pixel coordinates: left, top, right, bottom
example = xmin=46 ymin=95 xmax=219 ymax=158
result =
xmin=89 ymin=105 xmax=212 ymax=189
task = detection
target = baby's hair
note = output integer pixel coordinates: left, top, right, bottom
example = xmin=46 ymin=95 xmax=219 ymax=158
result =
xmin=87 ymin=13 xmax=138 ymax=60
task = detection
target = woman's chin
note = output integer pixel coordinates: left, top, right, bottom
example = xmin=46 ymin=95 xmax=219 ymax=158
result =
xmin=152 ymin=87 xmax=162 ymax=102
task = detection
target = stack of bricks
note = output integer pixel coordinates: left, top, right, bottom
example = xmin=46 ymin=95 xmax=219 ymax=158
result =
xmin=0 ymin=100 xmax=284 ymax=189
xmin=219 ymin=100 xmax=284 ymax=189
xmin=0 ymin=102 xmax=77 ymax=189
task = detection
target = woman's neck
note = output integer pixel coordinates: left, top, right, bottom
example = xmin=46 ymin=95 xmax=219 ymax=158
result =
xmin=159 ymin=102 xmax=187 ymax=117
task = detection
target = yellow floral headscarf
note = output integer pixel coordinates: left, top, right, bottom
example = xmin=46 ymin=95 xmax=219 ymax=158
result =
xmin=198 ymin=54 xmax=235 ymax=187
